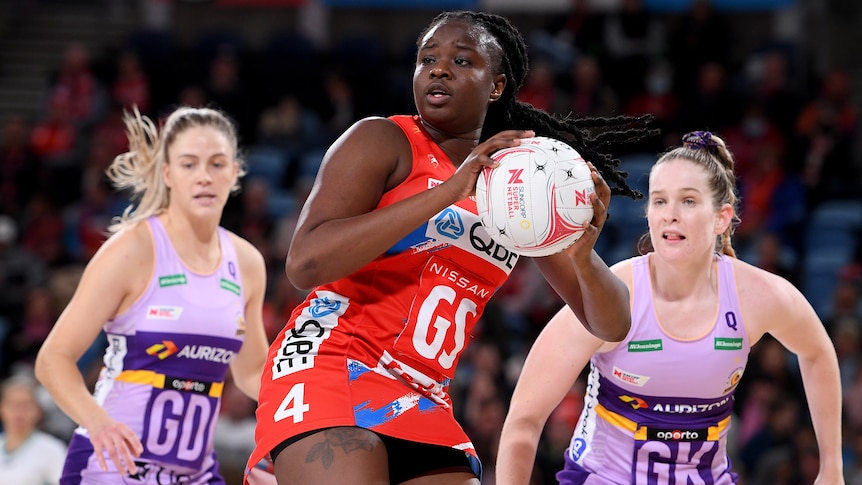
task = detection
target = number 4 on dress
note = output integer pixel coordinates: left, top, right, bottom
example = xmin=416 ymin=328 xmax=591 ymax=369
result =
xmin=273 ymin=383 xmax=309 ymax=423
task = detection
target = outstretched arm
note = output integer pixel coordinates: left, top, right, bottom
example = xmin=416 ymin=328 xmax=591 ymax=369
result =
xmin=228 ymin=235 xmax=270 ymax=400
xmin=497 ymin=305 xmax=606 ymax=484
xmin=35 ymin=227 xmax=147 ymax=476
xmin=798 ymin=344 xmax=844 ymax=485
xmin=743 ymin=265 xmax=844 ymax=484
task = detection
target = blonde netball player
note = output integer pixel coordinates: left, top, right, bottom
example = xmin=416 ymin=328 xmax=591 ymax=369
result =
xmin=36 ymin=106 xmax=269 ymax=484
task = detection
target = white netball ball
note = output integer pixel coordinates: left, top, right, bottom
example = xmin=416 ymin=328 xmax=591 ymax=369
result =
xmin=475 ymin=136 xmax=595 ymax=257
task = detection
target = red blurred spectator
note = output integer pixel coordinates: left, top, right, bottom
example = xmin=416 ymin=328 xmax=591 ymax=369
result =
xmin=679 ymin=61 xmax=740 ymax=132
xmin=177 ymin=84 xmax=208 ymax=108
xmin=796 ymin=68 xmax=857 ymax=138
xmin=20 ymin=194 xmax=67 ymax=267
xmin=749 ymin=232 xmax=798 ymax=284
xmin=29 ymin=88 xmax=78 ymax=163
xmin=111 ymin=51 xmax=151 ymax=113
xmin=556 ymin=0 xmax=605 ymax=57
xmin=236 ymin=178 xmax=275 ymax=265
xmin=71 ymin=175 xmax=118 ymax=261
xmin=518 ymin=59 xmax=562 ymax=115
xmin=748 ymin=51 xmax=803 ymax=139
xmin=91 ymin=105 xmax=131 ymax=159
xmin=205 ymin=50 xmax=254 ymax=143
xmin=602 ymin=0 xmax=662 ymax=99
xmin=0 ymin=216 xmax=49 ymax=339
xmin=256 ymin=94 xmax=322 ymax=154
xmin=9 ymin=287 xmax=57 ymax=367
xmin=794 ymin=68 xmax=859 ymax=203
xmin=320 ymin=71 xmax=358 ymax=143
xmin=0 ymin=116 xmax=41 ymax=218
xmin=666 ymin=0 xmax=731 ymax=98
xmin=563 ymin=56 xmax=619 ymax=119
xmin=722 ymin=104 xmax=786 ymax=180
xmin=50 ymin=43 xmax=104 ymax=126
xmin=623 ymin=59 xmax=679 ymax=126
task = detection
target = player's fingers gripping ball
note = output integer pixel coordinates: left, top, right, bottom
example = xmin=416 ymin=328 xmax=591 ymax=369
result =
xmin=476 ymin=136 xmax=595 ymax=257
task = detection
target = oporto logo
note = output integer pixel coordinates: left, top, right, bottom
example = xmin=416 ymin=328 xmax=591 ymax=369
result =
xmin=435 ymin=208 xmax=465 ymax=240
xmin=648 ymin=428 xmax=707 ymax=442
xmin=311 ymin=296 xmax=341 ymax=318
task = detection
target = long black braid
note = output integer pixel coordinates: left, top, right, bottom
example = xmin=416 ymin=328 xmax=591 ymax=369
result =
xmin=420 ymin=11 xmax=659 ymax=199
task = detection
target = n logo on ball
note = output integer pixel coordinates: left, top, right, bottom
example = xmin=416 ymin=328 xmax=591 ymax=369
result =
xmin=476 ymin=136 xmax=595 ymax=257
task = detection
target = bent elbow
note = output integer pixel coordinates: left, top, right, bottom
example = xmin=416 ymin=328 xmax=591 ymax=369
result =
xmin=33 ymin=349 xmax=50 ymax=386
xmin=232 ymin=370 xmax=262 ymax=401
xmin=588 ymin=313 xmax=630 ymax=342
xmin=606 ymin=314 xmax=632 ymax=342
xmin=284 ymin=256 xmax=318 ymax=291
xmin=608 ymin=326 xmax=630 ymax=343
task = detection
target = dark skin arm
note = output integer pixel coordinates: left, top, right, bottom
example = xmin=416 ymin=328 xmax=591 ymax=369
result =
xmin=285 ymin=116 xmax=534 ymax=290
xmin=286 ymin=115 xmax=628 ymax=342
xmin=532 ymin=164 xmax=631 ymax=342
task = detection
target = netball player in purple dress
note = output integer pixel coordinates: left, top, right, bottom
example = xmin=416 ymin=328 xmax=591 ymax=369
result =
xmin=497 ymin=131 xmax=843 ymax=485
xmin=36 ymin=106 xmax=269 ymax=484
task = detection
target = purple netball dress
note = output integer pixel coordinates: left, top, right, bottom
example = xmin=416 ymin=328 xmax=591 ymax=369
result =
xmin=559 ymin=254 xmax=749 ymax=485
xmin=61 ymin=216 xmax=246 ymax=485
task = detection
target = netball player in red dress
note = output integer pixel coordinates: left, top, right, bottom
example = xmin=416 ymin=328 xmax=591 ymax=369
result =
xmin=248 ymin=10 xmax=655 ymax=485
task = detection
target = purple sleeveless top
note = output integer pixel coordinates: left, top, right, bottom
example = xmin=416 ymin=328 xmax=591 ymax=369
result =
xmin=65 ymin=216 xmax=246 ymax=483
xmin=561 ymin=254 xmax=749 ymax=485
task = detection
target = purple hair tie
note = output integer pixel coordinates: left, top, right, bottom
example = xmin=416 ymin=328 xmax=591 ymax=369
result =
xmin=682 ymin=131 xmax=718 ymax=150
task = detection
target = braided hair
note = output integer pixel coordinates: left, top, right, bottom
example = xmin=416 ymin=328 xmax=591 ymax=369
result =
xmin=419 ymin=11 xmax=658 ymax=199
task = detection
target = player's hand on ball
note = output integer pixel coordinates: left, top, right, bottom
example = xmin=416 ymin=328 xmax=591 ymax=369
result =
xmin=564 ymin=162 xmax=609 ymax=259
xmin=446 ymin=129 xmax=535 ymax=201
xmin=477 ymin=135 xmax=594 ymax=257
xmin=587 ymin=161 xmax=611 ymax=230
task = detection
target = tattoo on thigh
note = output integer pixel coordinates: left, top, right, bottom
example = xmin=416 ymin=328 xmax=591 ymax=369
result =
xmin=305 ymin=428 xmax=377 ymax=468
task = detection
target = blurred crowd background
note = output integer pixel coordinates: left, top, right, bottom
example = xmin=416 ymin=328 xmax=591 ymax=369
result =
xmin=0 ymin=0 xmax=861 ymax=483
